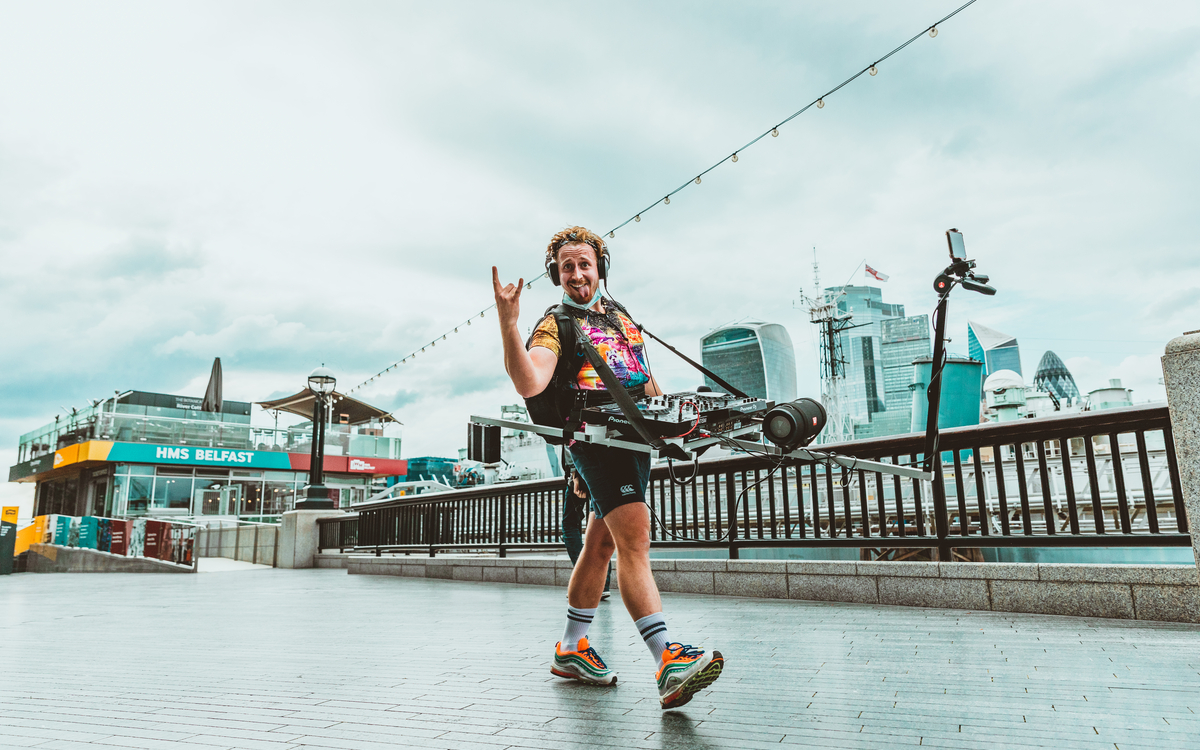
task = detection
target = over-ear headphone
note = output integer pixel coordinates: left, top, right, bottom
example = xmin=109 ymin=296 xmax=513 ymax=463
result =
xmin=547 ymin=236 xmax=609 ymax=287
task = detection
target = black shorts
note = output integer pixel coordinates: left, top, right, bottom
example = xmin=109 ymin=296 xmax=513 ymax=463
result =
xmin=567 ymin=442 xmax=650 ymax=520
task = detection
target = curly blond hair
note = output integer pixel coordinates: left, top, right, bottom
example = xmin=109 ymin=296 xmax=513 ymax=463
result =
xmin=545 ymin=226 xmax=608 ymax=266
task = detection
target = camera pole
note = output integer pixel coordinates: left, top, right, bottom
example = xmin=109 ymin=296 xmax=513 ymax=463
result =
xmin=922 ymin=230 xmax=996 ymax=562
xmin=923 ymin=289 xmax=953 ymax=561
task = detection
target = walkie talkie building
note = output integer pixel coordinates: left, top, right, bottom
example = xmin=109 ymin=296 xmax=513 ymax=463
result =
xmin=701 ymin=321 xmax=797 ymax=403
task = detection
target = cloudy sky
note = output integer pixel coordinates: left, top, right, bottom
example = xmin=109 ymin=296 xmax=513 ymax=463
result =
xmin=2 ymin=1 xmax=1198 ymax=512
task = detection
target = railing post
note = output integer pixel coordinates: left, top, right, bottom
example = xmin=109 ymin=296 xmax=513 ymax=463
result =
xmin=498 ymin=495 xmax=507 ymax=558
xmin=1162 ymin=331 xmax=1200 ymax=576
xmin=932 ymin=457 xmax=952 ymax=561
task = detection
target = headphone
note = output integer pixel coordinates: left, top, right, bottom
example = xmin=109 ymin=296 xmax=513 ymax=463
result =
xmin=546 ymin=237 xmax=610 ymax=287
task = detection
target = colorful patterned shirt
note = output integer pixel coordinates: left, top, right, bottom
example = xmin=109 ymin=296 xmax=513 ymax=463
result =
xmin=528 ymin=300 xmax=651 ymax=391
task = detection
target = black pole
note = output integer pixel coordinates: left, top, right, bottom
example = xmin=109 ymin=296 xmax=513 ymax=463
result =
xmin=297 ymin=391 xmax=333 ymax=509
xmin=924 ymin=292 xmax=952 ymax=561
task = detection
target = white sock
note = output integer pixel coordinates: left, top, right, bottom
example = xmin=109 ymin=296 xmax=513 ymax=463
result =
xmin=635 ymin=612 xmax=672 ymax=668
xmin=562 ymin=606 xmax=596 ymax=650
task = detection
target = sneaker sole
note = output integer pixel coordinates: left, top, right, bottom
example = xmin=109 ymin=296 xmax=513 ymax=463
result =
xmin=660 ymin=651 xmax=723 ymax=709
xmin=550 ymin=665 xmax=618 ymax=686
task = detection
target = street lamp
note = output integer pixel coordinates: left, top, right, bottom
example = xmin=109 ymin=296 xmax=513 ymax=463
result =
xmin=296 ymin=366 xmax=337 ymax=510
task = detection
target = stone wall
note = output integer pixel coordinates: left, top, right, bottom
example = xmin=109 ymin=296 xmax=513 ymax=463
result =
xmin=344 ymin=555 xmax=1200 ymax=624
xmin=26 ymin=544 xmax=196 ymax=574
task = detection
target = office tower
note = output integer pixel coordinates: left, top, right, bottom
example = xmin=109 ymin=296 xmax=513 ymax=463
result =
xmin=1032 ymin=350 xmax=1081 ymax=404
xmin=829 ymin=286 xmax=906 ymax=424
xmin=967 ymin=321 xmax=1023 ymax=378
xmin=701 ymin=321 xmax=797 ymax=402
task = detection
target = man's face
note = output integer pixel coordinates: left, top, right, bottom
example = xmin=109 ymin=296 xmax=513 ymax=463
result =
xmin=558 ymin=242 xmax=601 ymax=305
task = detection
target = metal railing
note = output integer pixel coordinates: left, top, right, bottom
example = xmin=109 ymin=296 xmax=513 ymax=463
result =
xmin=327 ymin=405 xmax=1189 ymax=560
xmin=195 ymin=520 xmax=280 ymax=566
xmin=318 ymin=514 xmax=359 ymax=552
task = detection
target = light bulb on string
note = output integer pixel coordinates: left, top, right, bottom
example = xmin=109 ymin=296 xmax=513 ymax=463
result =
xmin=694 ymin=176 xmax=701 ymax=184
xmin=929 ymin=26 xmax=937 ymax=37
xmin=731 ymin=153 xmax=738 ymax=163
xmin=771 ymin=128 xmax=779 ymax=137
xmin=664 ymin=196 xmax=670 ymax=205
xmin=869 ymin=65 xmax=878 ymax=76
xmin=817 ymin=98 xmax=824 ymax=109
xmin=634 ymin=215 xmax=640 ymax=222
xmin=608 ymin=231 xmax=614 ymax=238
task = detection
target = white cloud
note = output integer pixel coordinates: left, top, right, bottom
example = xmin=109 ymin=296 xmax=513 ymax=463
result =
xmin=1 ymin=0 xmax=1197 ymax=461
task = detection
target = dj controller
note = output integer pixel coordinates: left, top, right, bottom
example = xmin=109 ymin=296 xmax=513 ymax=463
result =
xmin=578 ymin=390 xmax=772 ymax=442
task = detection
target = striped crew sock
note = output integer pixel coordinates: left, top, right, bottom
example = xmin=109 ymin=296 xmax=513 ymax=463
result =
xmin=635 ymin=612 xmax=672 ymax=668
xmin=561 ymin=606 xmax=596 ymax=651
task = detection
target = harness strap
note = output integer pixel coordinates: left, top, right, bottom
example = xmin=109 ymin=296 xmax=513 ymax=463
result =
xmin=567 ymin=317 xmax=689 ymax=461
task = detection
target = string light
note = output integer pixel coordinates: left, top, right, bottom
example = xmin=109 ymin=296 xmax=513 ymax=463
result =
xmin=347 ymin=0 xmax=976 ymax=395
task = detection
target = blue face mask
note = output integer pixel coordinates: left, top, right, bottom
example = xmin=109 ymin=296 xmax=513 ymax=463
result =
xmin=562 ymin=288 xmax=602 ymax=310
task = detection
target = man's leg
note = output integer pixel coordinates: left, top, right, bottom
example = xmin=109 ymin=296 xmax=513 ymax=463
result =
xmin=561 ymin=480 xmax=584 ymax=566
xmin=567 ymin=511 xmax=614 ymax=609
xmin=591 ymin=501 xmax=659 ymax=619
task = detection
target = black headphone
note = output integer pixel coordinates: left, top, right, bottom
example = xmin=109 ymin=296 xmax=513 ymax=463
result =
xmin=547 ymin=239 xmax=610 ymax=286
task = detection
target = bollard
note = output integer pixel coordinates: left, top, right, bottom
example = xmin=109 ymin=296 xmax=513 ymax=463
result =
xmin=1162 ymin=330 xmax=1200 ymax=578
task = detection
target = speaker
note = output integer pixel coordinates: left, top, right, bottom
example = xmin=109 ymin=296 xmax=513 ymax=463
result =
xmin=482 ymin=425 xmax=501 ymax=464
xmin=762 ymin=398 xmax=828 ymax=452
xmin=469 ymin=423 xmax=483 ymax=462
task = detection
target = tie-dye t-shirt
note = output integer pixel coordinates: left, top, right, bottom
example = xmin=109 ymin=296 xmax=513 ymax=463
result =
xmin=528 ymin=300 xmax=651 ymax=390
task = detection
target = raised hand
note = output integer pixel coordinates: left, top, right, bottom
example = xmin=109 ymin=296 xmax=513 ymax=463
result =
xmin=492 ymin=266 xmax=524 ymax=329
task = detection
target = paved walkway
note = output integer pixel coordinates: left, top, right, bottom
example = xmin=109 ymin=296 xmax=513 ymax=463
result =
xmin=2 ymin=568 xmax=1199 ymax=749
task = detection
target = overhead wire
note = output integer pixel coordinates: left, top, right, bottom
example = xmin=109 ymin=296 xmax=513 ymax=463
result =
xmin=348 ymin=0 xmax=980 ymax=394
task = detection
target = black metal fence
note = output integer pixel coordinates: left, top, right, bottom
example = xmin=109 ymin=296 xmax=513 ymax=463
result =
xmin=319 ymin=405 xmax=1189 ymax=560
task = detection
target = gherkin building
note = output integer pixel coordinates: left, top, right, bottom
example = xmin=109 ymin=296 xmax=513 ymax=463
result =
xmin=1033 ymin=350 xmax=1080 ymax=404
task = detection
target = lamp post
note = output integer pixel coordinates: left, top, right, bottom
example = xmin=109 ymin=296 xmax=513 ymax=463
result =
xmin=296 ymin=366 xmax=336 ymax=510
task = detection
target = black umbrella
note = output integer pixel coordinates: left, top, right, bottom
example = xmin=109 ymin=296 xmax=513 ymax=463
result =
xmin=201 ymin=357 xmax=223 ymax=413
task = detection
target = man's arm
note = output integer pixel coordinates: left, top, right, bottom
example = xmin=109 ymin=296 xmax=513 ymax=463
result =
xmin=493 ymin=266 xmax=558 ymax=398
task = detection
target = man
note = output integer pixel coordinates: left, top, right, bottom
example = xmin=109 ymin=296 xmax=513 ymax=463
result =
xmin=562 ymin=457 xmax=611 ymax=600
xmin=491 ymin=226 xmax=723 ymax=709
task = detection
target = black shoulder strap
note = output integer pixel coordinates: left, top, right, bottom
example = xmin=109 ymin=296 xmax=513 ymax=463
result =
xmin=548 ymin=305 xmax=586 ymax=382
xmin=605 ymin=297 xmax=750 ymax=399
xmin=567 ymin=316 xmax=690 ymax=461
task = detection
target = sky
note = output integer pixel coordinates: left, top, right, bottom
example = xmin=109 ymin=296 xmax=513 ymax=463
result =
xmin=2 ymin=1 xmax=1198 ymax=515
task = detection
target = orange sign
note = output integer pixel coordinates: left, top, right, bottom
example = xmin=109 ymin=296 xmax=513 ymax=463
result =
xmin=1 ymin=507 xmax=16 ymax=524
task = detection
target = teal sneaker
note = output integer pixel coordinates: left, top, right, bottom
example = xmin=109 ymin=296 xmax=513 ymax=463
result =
xmin=551 ymin=637 xmax=617 ymax=686
xmin=656 ymin=643 xmax=723 ymax=709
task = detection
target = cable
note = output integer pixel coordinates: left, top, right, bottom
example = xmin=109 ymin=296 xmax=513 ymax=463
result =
xmin=347 ymin=1 xmax=981 ymax=394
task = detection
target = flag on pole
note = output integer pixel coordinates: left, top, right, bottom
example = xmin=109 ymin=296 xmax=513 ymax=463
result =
xmin=865 ymin=264 xmax=889 ymax=282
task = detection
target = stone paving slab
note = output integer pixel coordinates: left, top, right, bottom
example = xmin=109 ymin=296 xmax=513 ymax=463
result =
xmin=2 ymin=570 xmax=1200 ymax=749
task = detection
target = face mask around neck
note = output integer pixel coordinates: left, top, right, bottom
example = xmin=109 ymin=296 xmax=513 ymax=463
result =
xmin=562 ymin=288 xmax=602 ymax=310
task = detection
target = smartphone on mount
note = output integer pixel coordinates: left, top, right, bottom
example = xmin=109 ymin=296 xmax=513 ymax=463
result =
xmin=946 ymin=229 xmax=966 ymax=260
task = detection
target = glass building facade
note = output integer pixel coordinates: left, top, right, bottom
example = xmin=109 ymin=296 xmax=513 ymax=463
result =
xmin=856 ymin=314 xmax=932 ymax=439
xmin=967 ymin=320 xmax=1023 ymax=379
xmin=701 ymin=321 xmax=798 ymax=403
xmin=1032 ymin=350 xmax=1081 ymax=404
xmin=829 ymin=285 xmax=906 ymax=425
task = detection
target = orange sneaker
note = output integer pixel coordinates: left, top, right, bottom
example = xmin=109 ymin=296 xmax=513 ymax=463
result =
xmin=551 ymin=637 xmax=617 ymax=686
xmin=656 ymin=643 xmax=723 ymax=709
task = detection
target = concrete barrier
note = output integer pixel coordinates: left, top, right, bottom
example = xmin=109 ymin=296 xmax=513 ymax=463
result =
xmin=1162 ymin=331 xmax=1200 ymax=578
xmin=26 ymin=544 xmax=196 ymax=574
xmin=343 ymin=555 xmax=1200 ymax=624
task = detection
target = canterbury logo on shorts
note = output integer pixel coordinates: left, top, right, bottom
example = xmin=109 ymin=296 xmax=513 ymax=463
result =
xmin=620 ymin=484 xmax=635 ymax=495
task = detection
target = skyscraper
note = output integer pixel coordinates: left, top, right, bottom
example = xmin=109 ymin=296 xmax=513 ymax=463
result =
xmin=967 ymin=321 xmax=1022 ymax=378
xmin=828 ymin=285 xmax=906 ymax=423
xmin=1032 ymin=350 xmax=1081 ymax=404
xmin=852 ymin=314 xmax=931 ymax=439
xmin=701 ymin=321 xmax=797 ymax=402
